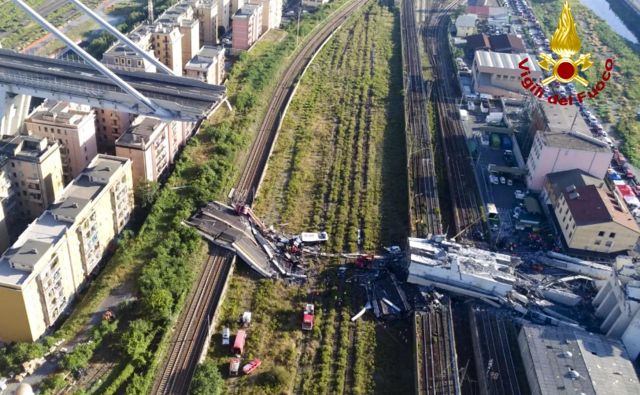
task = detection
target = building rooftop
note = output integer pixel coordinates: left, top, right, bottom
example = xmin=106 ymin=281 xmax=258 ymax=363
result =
xmin=455 ymin=13 xmax=478 ymax=28
xmin=547 ymin=169 xmax=604 ymax=197
xmin=235 ymin=4 xmax=261 ymax=18
xmin=519 ymin=323 xmax=640 ymax=395
xmin=474 ymin=50 xmax=540 ymax=72
xmin=465 ymin=34 xmax=491 ymax=51
xmin=0 ymin=155 xmax=129 ymax=286
xmin=115 ymin=116 xmax=165 ymax=148
xmin=489 ymin=34 xmax=526 ymax=52
xmin=0 ymin=135 xmax=57 ymax=163
xmin=541 ymin=130 xmax=611 ymax=152
xmin=563 ymin=184 xmax=640 ymax=232
xmin=27 ymin=100 xmax=93 ymax=127
xmin=185 ymin=45 xmax=224 ymax=71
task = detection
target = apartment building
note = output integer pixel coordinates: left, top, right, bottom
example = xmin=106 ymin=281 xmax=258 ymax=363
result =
xmin=94 ymin=109 xmax=136 ymax=153
xmin=232 ymin=4 xmax=263 ymax=52
xmin=185 ymin=45 xmax=225 ymax=84
xmin=554 ymin=183 xmax=640 ymax=253
xmin=115 ymin=117 xmax=193 ymax=186
xmin=115 ymin=117 xmax=171 ymax=186
xmin=0 ymin=171 xmax=11 ymax=252
xmin=218 ymin=0 xmax=231 ymax=31
xmin=0 ymin=155 xmax=133 ymax=342
xmin=0 ymin=135 xmax=64 ymax=229
xmin=189 ymin=0 xmax=219 ymax=45
xmin=247 ymin=0 xmax=281 ymax=32
xmin=25 ymin=101 xmax=98 ymax=184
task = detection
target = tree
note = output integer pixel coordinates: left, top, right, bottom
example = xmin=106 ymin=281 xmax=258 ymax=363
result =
xmin=121 ymin=320 xmax=154 ymax=367
xmin=134 ymin=180 xmax=160 ymax=210
xmin=190 ymin=361 xmax=224 ymax=395
xmin=38 ymin=373 xmax=67 ymax=395
xmin=142 ymin=288 xmax=174 ymax=321
xmin=61 ymin=343 xmax=94 ymax=372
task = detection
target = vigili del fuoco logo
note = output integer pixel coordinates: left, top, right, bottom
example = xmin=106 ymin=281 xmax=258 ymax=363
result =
xmin=518 ymin=0 xmax=614 ymax=105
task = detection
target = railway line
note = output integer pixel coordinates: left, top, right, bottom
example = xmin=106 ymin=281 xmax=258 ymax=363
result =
xmin=400 ymin=0 xmax=443 ymax=237
xmin=414 ymin=300 xmax=460 ymax=395
xmin=424 ymin=0 xmax=483 ymax=238
xmin=150 ymin=251 xmax=233 ymax=395
xmin=151 ymin=2 xmax=370 ymax=393
xmin=236 ymin=0 xmax=369 ymax=204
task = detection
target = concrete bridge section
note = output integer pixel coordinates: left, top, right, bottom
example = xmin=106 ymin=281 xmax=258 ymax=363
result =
xmin=0 ymin=49 xmax=226 ymax=134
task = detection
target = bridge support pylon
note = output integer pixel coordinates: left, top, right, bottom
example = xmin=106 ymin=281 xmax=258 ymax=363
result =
xmin=0 ymin=89 xmax=31 ymax=136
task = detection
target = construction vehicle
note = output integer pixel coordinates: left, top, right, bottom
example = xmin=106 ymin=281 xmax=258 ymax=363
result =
xmin=302 ymin=304 xmax=315 ymax=331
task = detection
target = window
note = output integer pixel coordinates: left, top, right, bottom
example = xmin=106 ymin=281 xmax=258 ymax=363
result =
xmin=568 ymin=231 xmax=573 ymax=239
xmin=84 ymin=146 xmax=87 ymax=152
xmin=605 ymin=241 xmax=613 ymax=247
xmin=565 ymin=223 xmax=569 ymax=230
xmin=609 ymin=232 xmax=616 ymax=238
xmin=11 ymin=163 xmax=14 ymax=167
xmin=598 ymin=231 xmax=605 ymax=236
xmin=595 ymin=240 xmax=602 ymax=245
xmin=572 ymin=223 xmax=575 ymax=229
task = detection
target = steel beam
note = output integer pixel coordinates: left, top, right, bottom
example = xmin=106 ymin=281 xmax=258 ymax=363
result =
xmin=65 ymin=0 xmax=176 ymax=75
xmin=11 ymin=0 xmax=165 ymax=116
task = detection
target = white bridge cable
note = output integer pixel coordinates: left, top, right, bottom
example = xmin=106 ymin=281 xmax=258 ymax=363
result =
xmin=65 ymin=0 xmax=176 ymax=75
xmin=10 ymin=0 xmax=164 ymax=116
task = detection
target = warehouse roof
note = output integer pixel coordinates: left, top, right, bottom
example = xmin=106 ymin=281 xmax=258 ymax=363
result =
xmin=474 ymin=50 xmax=540 ymax=72
xmin=519 ymin=323 xmax=640 ymax=395
xmin=541 ymin=130 xmax=610 ymax=152
xmin=455 ymin=14 xmax=478 ymax=28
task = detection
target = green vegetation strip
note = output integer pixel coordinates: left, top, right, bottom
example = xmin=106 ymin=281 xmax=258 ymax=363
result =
xmin=531 ymin=0 xmax=640 ymax=165
xmin=254 ymin=1 xmax=408 ymax=251
xmin=209 ymin=2 xmax=414 ymax=395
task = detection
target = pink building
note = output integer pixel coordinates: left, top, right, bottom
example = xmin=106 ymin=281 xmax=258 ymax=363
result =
xmin=232 ymin=4 xmax=263 ymax=52
xmin=526 ymin=132 xmax=612 ymax=191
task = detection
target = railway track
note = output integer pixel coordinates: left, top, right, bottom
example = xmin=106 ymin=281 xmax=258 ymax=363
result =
xmin=152 ymin=3 xmax=371 ymax=393
xmin=151 ymin=251 xmax=232 ymax=395
xmin=415 ymin=301 xmax=460 ymax=395
xmin=235 ymin=0 xmax=369 ymax=204
xmin=424 ymin=0 xmax=483 ymax=238
xmin=400 ymin=0 xmax=443 ymax=237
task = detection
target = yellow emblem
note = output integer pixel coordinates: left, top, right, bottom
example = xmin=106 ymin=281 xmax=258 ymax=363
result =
xmin=538 ymin=1 xmax=593 ymax=86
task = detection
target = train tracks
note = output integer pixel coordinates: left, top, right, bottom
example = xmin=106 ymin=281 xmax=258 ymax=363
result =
xmin=236 ymin=0 xmax=369 ymax=204
xmin=414 ymin=301 xmax=460 ymax=395
xmin=424 ymin=0 xmax=483 ymax=238
xmin=400 ymin=0 xmax=443 ymax=237
xmin=152 ymin=3 xmax=371 ymax=393
xmin=151 ymin=251 xmax=233 ymax=395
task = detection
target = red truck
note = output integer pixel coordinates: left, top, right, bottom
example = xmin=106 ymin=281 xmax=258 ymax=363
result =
xmin=302 ymin=304 xmax=315 ymax=331
xmin=233 ymin=330 xmax=246 ymax=355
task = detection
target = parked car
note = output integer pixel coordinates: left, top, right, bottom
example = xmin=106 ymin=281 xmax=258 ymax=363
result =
xmin=243 ymin=358 xmax=262 ymax=375
xmin=500 ymin=176 xmax=506 ymax=185
xmin=222 ymin=327 xmax=230 ymax=346
xmin=514 ymin=190 xmax=526 ymax=199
